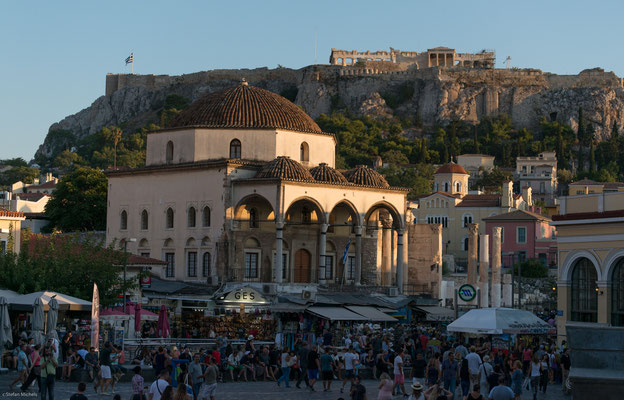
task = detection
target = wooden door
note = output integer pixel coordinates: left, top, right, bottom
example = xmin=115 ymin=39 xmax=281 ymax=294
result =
xmin=294 ymin=249 xmax=311 ymax=283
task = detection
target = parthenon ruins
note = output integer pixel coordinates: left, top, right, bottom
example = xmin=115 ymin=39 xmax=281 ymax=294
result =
xmin=329 ymin=47 xmax=495 ymax=69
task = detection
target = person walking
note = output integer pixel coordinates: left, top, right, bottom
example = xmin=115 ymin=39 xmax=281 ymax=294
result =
xmin=459 ymin=358 xmax=471 ymax=397
xmin=149 ymin=369 xmax=171 ymax=400
xmin=296 ymin=342 xmax=309 ymax=389
xmin=392 ymin=348 xmax=406 ymax=397
xmin=276 ymin=347 xmax=291 ymax=388
xmin=99 ymin=342 xmax=113 ymax=395
xmin=529 ymin=354 xmax=541 ymax=400
xmin=426 ymin=353 xmax=441 ymax=387
xmin=39 ymin=345 xmax=57 ymax=400
xmin=9 ymin=343 xmax=28 ymax=391
xmin=188 ymin=354 xmax=203 ymax=399
xmin=465 ymin=347 xmax=482 ymax=392
xmin=320 ymin=347 xmax=334 ymax=392
xmin=131 ymin=366 xmax=146 ymax=400
xmin=377 ymin=372 xmax=394 ymax=400
xmin=539 ymin=354 xmax=549 ymax=394
xmin=21 ymin=343 xmax=41 ymax=391
xmin=441 ymin=351 xmax=458 ymax=398
xmin=560 ymin=348 xmax=571 ymax=395
xmin=307 ymin=344 xmax=320 ymax=392
xmin=510 ymin=361 xmax=523 ymax=400
xmin=341 ymin=347 xmax=358 ymax=394
xmin=198 ymin=356 xmax=219 ymax=400
xmin=411 ymin=352 xmax=427 ymax=388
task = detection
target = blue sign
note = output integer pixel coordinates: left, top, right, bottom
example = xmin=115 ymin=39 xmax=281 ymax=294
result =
xmin=557 ymin=310 xmax=563 ymax=316
xmin=458 ymin=284 xmax=477 ymax=302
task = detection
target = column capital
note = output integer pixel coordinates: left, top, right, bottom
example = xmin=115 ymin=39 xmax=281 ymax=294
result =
xmin=354 ymin=225 xmax=363 ymax=235
xmin=468 ymin=223 xmax=479 ymax=235
xmin=397 ymin=228 xmax=405 ymax=235
xmin=275 ymin=221 xmax=284 ymax=230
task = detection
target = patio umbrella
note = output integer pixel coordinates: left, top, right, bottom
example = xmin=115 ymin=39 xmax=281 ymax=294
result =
xmin=157 ymin=305 xmax=170 ymax=338
xmin=30 ymin=297 xmax=45 ymax=346
xmin=45 ymin=298 xmax=59 ymax=340
xmin=446 ymin=307 xmax=551 ymax=335
xmin=0 ymin=297 xmax=12 ymax=347
xmin=134 ymin=303 xmax=142 ymax=333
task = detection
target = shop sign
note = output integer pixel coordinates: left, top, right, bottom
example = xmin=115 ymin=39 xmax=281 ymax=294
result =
xmin=492 ymin=336 xmax=510 ymax=350
xmin=140 ymin=267 xmax=151 ymax=288
xmin=222 ymin=287 xmax=268 ymax=304
xmin=458 ymin=284 xmax=477 ymax=302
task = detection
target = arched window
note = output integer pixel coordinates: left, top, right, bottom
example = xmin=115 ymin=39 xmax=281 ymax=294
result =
xmin=571 ymin=258 xmax=598 ymax=322
xmin=120 ymin=210 xmax=128 ymax=230
xmin=166 ymin=208 xmax=174 ymax=229
xmin=188 ymin=207 xmax=196 ymax=228
xmin=462 ymin=213 xmax=473 ymax=228
xmin=300 ymin=142 xmax=309 ymax=162
xmin=444 ymin=182 xmax=449 ymax=192
xmin=202 ymin=206 xmax=211 ymax=227
xmin=166 ymin=141 xmax=174 ymax=163
xmin=202 ymin=252 xmax=211 ymax=277
xmin=249 ymin=207 xmax=258 ymax=228
xmin=230 ymin=139 xmax=241 ymax=159
xmin=612 ymin=258 xmax=624 ymax=326
xmin=141 ymin=210 xmax=148 ymax=230
xmin=455 ymin=181 xmax=462 ymax=192
xmin=462 ymin=236 xmax=469 ymax=251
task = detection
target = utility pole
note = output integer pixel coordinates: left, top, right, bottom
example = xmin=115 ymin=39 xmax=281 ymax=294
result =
xmin=122 ymin=238 xmax=137 ymax=313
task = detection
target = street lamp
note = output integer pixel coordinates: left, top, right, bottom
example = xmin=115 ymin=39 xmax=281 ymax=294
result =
xmin=123 ymin=238 xmax=137 ymax=313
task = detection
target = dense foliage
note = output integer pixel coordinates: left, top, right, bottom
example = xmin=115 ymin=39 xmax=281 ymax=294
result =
xmin=43 ymin=167 xmax=108 ymax=232
xmin=0 ymin=233 xmax=135 ymax=306
xmin=512 ymin=259 xmax=549 ymax=278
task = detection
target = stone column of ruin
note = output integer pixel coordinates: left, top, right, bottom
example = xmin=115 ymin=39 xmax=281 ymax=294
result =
xmin=431 ymin=224 xmax=443 ymax=298
xmin=502 ymin=274 xmax=512 ymax=307
xmin=382 ymin=218 xmax=392 ymax=286
xmin=491 ymin=227 xmax=502 ymax=307
xmin=479 ymin=234 xmax=489 ymax=308
xmin=467 ymin=224 xmax=479 ymax=286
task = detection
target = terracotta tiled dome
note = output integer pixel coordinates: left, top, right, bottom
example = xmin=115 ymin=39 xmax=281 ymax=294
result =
xmin=167 ymin=80 xmax=323 ymax=134
xmin=344 ymin=165 xmax=390 ymax=188
xmin=435 ymin=162 xmax=468 ymax=174
xmin=309 ymin=163 xmax=348 ymax=184
xmin=256 ymin=156 xmax=315 ymax=181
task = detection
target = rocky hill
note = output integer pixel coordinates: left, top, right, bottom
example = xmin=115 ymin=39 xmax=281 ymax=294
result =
xmin=37 ymin=64 xmax=624 ymax=159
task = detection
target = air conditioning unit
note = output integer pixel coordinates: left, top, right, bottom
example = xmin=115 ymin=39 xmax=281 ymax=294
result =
xmin=301 ymin=290 xmax=316 ymax=302
xmin=262 ymin=284 xmax=277 ymax=295
xmin=388 ymin=287 xmax=399 ymax=297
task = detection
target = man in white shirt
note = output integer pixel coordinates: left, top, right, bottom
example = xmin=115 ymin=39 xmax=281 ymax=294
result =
xmin=149 ymin=369 xmax=171 ymax=400
xmin=392 ymin=349 xmax=406 ymax=396
xmin=465 ymin=346 xmax=482 ymax=392
xmin=340 ymin=347 xmax=358 ymax=394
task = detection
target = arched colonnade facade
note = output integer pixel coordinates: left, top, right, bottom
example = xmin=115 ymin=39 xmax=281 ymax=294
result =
xmin=229 ymin=180 xmax=407 ymax=287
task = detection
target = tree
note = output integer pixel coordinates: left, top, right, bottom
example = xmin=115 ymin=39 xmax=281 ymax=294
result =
xmin=475 ymin=167 xmax=513 ymax=192
xmin=0 ymin=233 xmax=135 ymax=306
xmin=43 ymin=167 xmax=107 ymax=232
xmin=53 ymin=150 xmax=86 ymax=170
xmin=0 ymin=166 xmax=40 ymax=186
xmin=111 ymin=127 xmax=123 ymax=169
xmin=589 ymin=141 xmax=596 ymax=173
xmin=380 ymin=149 xmax=409 ymax=165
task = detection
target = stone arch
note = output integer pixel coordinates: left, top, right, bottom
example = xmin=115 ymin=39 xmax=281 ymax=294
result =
xmin=244 ymin=237 xmax=261 ymax=248
xmin=234 ymin=194 xmax=275 ymax=228
xmin=200 ymin=236 xmax=210 ymax=247
xmin=300 ymin=141 xmax=309 ymax=162
xmin=461 ymin=212 xmax=474 ymax=227
xmin=364 ymin=201 xmax=404 ymax=230
xmin=163 ymin=238 xmax=174 ymax=248
xmin=120 ymin=210 xmax=128 ymax=230
xmin=328 ymin=200 xmax=361 ymax=227
xmin=229 ymin=138 xmax=241 ymax=159
xmin=603 ymin=249 xmax=624 ymax=283
xmin=285 ymin=196 xmax=326 ymax=225
xmin=138 ymin=238 xmax=149 ymax=248
xmin=561 ymin=250 xmax=602 ymax=282
xmin=570 ymin=257 xmax=599 ymax=322
xmin=140 ymin=209 xmax=149 ymax=230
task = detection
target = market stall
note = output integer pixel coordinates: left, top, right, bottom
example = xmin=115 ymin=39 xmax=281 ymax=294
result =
xmin=446 ymin=307 xmax=552 ymax=335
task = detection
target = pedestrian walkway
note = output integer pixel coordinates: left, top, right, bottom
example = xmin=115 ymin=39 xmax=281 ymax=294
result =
xmin=0 ymin=372 xmax=571 ymax=399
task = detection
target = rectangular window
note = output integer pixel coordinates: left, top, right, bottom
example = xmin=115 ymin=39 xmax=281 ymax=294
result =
xmin=346 ymin=256 xmax=356 ymax=280
xmin=187 ymin=251 xmax=197 ymax=277
xmin=140 ymin=252 xmax=150 ymax=258
xmin=165 ymin=253 xmax=175 ymax=278
xmin=540 ymin=182 xmax=545 ymax=193
xmin=245 ymin=252 xmax=259 ymax=279
xmin=272 ymin=252 xmax=288 ymax=280
xmin=518 ymin=251 xmax=527 ymax=262
xmin=500 ymin=227 xmax=505 ymax=244
xmin=0 ymin=240 xmax=6 ymax=254
xmin=324 ymin=255 xmax=334 ymax=280
xmin=517 ymin=227 xmax=527 ymax=244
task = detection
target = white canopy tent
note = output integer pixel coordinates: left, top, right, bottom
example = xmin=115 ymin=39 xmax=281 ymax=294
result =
xmin=446 ymin=308 xmax=551 ymax=335
xmin=8 ymin=291 xmax=91 ymax=312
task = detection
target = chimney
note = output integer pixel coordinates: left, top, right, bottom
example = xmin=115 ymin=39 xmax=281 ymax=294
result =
xmin=522 ymin=186 xmax=533 ymax=207
xmin=502 ymin=181 xmax=513 ymax=208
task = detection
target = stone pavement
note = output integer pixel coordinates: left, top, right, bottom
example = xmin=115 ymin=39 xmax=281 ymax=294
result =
xmin=0 ymin=372 xmax=572 ymax=399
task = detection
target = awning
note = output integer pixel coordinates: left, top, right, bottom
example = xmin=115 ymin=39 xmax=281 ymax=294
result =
xmin=8 ymin=291 xmax=91 ymax=311
xmin=346 ymin=306 xmax=398 ymax=322
xmin=447 ymin=308 xmax=551 ymax=335
xmin=376 ymin=307 xmax=398 ymax=313
xmin=414 ymin=306 xmax=455 ymax=322
xmin=307 ymin=307 xmax=368 ymax=321
xmin=271 ymin=303 xmax=308 ymax=313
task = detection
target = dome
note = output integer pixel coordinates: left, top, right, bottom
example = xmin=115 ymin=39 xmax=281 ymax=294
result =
xmin=435 ymin=162 xmax=468 ymax=175
xmin=167 ymin=80 xmax=323 ymax=134
xmin=256 ymin=156 xmax=315 ymax=181
xmin=344 ymin=165 xmax=390 ymax=188
xmin=309 ymin=163 xmax=348 ymax=184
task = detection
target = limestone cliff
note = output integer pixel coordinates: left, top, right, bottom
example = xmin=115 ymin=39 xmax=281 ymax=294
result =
xmin=37 ymin=65 xmax=624 ymax=158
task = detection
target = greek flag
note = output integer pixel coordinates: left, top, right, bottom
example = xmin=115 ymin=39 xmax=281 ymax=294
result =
xmin=125 ymin=53 xmax=134 ymax=65
xmin=342 ymin=238 xmax=351 ymax=264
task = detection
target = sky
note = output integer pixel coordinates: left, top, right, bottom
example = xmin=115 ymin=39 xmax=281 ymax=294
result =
xmin=1 ymin=0 xmax=624 ymax=160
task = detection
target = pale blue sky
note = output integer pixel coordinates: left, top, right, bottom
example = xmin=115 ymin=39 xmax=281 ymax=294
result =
xmin=1 ymin=0 xmax=623 ymax=160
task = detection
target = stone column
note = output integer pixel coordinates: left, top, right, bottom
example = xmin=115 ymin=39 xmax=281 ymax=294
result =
xmin=396 ymin=229 xmax=404 ymax=293
xmin=502 ymin=274 xmax=512 ymax=307
xmin=391 ymin=230 xmax=396 ymax=285
xmin=274 ymin=221 xmax=284 ymax=283
xmin=382 ymin=219 xmax=392 ymax=286
xmin=430 ymin=224 xmax=443 ymax=298
xmin=355 ymin=226 xmax=363 ymax=285
xmin=319 ymin=223 xmax=328 ymax=284
xmin=467 ymin=224 xmax=479 ymax=285
xmin=479 ymin=234 xmax=489 ymax=308
xmin=491 ymin=227 xmax=502 ymax=307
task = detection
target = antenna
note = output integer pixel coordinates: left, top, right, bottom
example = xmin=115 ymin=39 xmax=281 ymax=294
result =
xmin=505 ymin=56 xmax=511 ymax=69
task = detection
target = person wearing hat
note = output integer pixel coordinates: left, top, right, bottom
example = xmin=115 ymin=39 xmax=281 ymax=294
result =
xmin=479 ymin=355 xmax=494 ymax=396
xmin=408 ymin=381 xmax=424 ymax=400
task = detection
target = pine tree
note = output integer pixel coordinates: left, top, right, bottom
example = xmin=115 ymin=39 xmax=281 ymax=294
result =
xmin=577 ymin=108 xmax=585 ymax=172
xmin=473 ymin=126 xmax=480 ymax=153
xmin=589 ymin=141 xmax=596 ymax=173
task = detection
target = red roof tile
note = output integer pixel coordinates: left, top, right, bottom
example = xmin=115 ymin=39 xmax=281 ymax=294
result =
xmin=14 ymin=193 xmax=49 ymax=201
xmin=435 ymin=163 xmax=468 ymax=175
xmin=456 ymin=194 xmax=501 ymax=208
xmin=0 ymin=210 xmax=25 ymax=218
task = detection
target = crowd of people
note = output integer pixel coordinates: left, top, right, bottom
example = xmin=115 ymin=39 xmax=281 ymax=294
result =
xmin=5 ymin=324 xmax=571 ymax=400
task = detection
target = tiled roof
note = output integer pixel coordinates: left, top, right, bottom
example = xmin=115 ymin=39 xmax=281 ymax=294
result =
xmin=552 ymin=210 xmax=624 ymax=221
xmin=456 ymin=194 xmax=501 ymax=208
xmin=0 ymin=210 xmax=24 ymax=218
xmin=14 ymin=193 xmax=49 ymax=201
xmin=309 ymin=163 xmax=348 ymax=184
xmin=483 ymin=209 xmax=551 ymax=222
xmin=28 ymin=181 xmax=57 ymax=189
xmin=435 ymin=162 xmax=468 ymax=175
xmin=569 ymin=179 xmax=599 ymax=185
xmin=344 ymin=165 xmax=390 ymax=188
xmin=128 ymin=254 xmax=167 ymax=265
xmin=167 ymin=80 xmax=324 ymax=134
xmin=256 ymin=156 xmax=315 ymax=181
